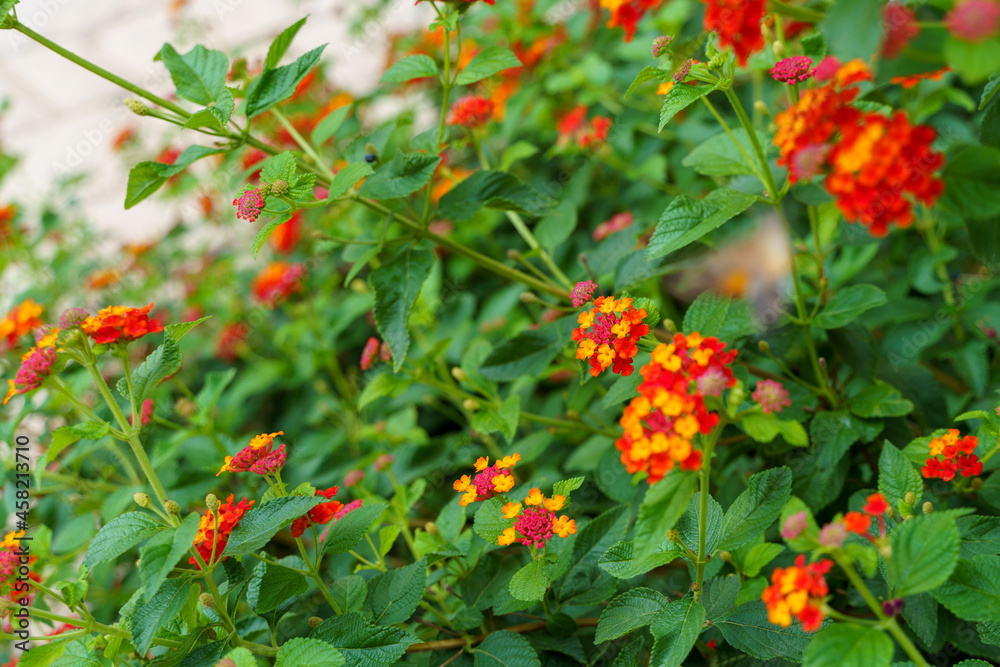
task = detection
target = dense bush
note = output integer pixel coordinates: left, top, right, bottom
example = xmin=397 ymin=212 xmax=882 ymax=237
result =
xmin=3 ymin=0 xmax=1000 ymax=665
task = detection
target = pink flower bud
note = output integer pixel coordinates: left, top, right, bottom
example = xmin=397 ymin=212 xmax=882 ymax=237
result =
xmin=781 ymin=511 xmax=809 ymax=540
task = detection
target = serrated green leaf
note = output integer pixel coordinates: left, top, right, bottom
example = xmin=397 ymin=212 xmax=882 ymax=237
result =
xmin=328 ymin=162 xmax=374 ymax=199
xmin=553 ymin=477 xmax=585 ymax=498
xmin=702 ymin=576 xmax=741 ymax=621
xmin=164 ymin=316 xmax=211 ymax=342
xmin=683 ymin=128 xmax=773 ymax=177
xmin=130 ymin=578 xmax=191 ymax=654
xmin=479 ymin=320 xmax=569 ymax=382
xmin=369 ymin=248 xmax=434 ymax=372
xmin=223 ymin=496 xmax=322 ymax=556
xmin=891 ymin=512 xmax=960 ymax=598
xmin=473 ymin=497 xmax=513 ymax=544
xmin=84 ymin=511 xmax=162 ymax=568
xmin=437 ymin=169 xmax=554 ymax=220
xmin=118 ymin=331 xmax=181 ymax=403
xmin=634 ymin=471 xmax=697 ymax=558
xmin=849 ymin=383 xmax=914 ymax=418
xmin=596 ymin=588 xmax=670 ymax=643
xmin=456 ymin=46 xmax=521 ymax=85
xmin=603 ymin=373 xmax=642 ymax=408
xmin=625 ymin=66 xmax=668 ymax=98
xmin=276 ymin=637 xmax=344 ymax=667
xmin=940 ymin=145 xmax=1000 ymax=220
xmin=647 ymin=189 xmax=755 ymax=260
xmin=471 ymin=394 xmax=520 ymax=443
xmin=474 ymin=630 xmax=540 ymax=667
xmin=266 ymin=17 xmax=308 ymax=69
xmin=382 ymin=54 xmax=438 ymax=83
xmin=365 ymin=559 xmax=426 ymax=624
xmin=245 ymin=45 xmax=326 ymax=118
xmin=813 ymin=284 xmax=887 ymax=329
xmin=598 ymin=540 xmax=680 ymax=579
xmin=140 ymin=512 xmax=199 ymax=601
xmin=740 ymin=412 xmax=808 ymax=446
xmin=649 ymin=598 xmax=705 ymax=667
xmin=48 ymin=420 xmax=110 ymax=465
xmin=359 ymin=152 xmax=440 ymax=200
xmin=878 ymin=441 xmax=922 ymax=510
xmin=182 ymin=89 xmax=235 ymax=130
xmin=802 ymin=623 xmax=892 ymax=667
xmin=930 ymin=555 xmax=1000 ymax=622
xmin=742 ymin=542 xmax=784 ymax=578
xmin=252 ymin=561 xmax=308 ymax=615
xmin=252 ymin=212 xmax=294 ymax=259
xmin=126 ymin=145 xmax=223 ymax=208
xmin=716 ymin=600 xmax=816 ymax=661
xmin=312 ymin=105 xmax=353 ymax=146
xmin=719 ymin=467 xmax=792 ymax=551
xmin=509 ymin=558 xmax=549 ymax=602
xmin=659 ymin=82 xmax=719 ymax=130
xmin=323 ymin=502 xmax=388 ymax=555
xmin=311 ymin=611 xmax=419 ymax=665
xmin=158 ymin=43 xmax=229 ymax=106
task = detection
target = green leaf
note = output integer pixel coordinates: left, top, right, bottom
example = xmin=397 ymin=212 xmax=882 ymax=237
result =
xmin=958 ymin=516 xmax=1000 ymax=558
xmin=182 ymin=89 xmax=235 ymax=130
xmin=140 ymin=512 xmax=199 ymax=601
xmin=323 ymin=502 xmax=388 ymax=555
xmin=359 ymin=152 xmax=440 ymax=200
xmin=276 ymin=637 xmax=344 ymax=667
xmin=84 ymin=511 xmax=162 ymax=568
xmin=940 ymin=145 xmax=1000 ymax=221
xmin=266 ymin=17 xmax=308 ymax=69
xmin=331 ymin=576 xmax=368 ymax=614
xmin=311 ymin=611 xmax=419 ymax=665
xmin=245 ymin=44 xmax=326 ymax=118
xmin=437 ymin=169 xmax=554 ymax=220
xmin=647 ymin=189 xmax=755 ymax=261
xmin=158 ymin=43 xmax=229 ymax=106
xmin=313 ymin=105 xmax=353 ymax=146
xmin=473 ymin=498 xmax=513 ymax=544
xmin=878 ymin=441 xmax=922 ymax=510
xmin=719 ymin=467 xmax=792 ymax=552
xmin=742 ymin=543 xmax=784 ymax=578
xmin=16 ymin=642 xmax=66 ymax=667
xmin=358 ymin=372 xmax=410 ymax=409
xmin=252 ymin=562 xmax=308 ymax=615
xmin=702 ymin=576 xmax=741 ymax=621
xmin=130 ymin=578 xmax=191 ymax=654
xmin=634 ymin=471 xmax=697 ymax=558
xmin=328 ymin=163 xmax=374 ymax=199
xmin=56 ymin=565 xmax=89 ymax=608
xmin=740 ymin=412 xmax=808 ymax=446
xmin=456 ymin=46 xmax=521 ymax=85
xmin=365 ymin=559 xmax=426 ymax=624
xmin=125 ymin=145 xmax=223 ymax=208
xmin=683 ymin=128 xmax=774 ymax=177
xmin=659 ymin=82 xmax=720 ymax=130
xmin=945 ymin=36 xmax=1000 ymax=84
xmin=849 ymin=383 xmax=914 ymax=418
xmin=802 ymin=623 xmax=892 ymax=667
xmin=596 ymin=588 xmax=670 ymax=643
xmin=813 ymin=284 xmax=887 ymax=329
xmin=553 ymin=477 xmax=585 ymax=498
xmin=509 ymin=558 xmax=550 ymax=602
xmin=683 ymin=291 xmax=730 ymax=338
xmin=890 ymin=512 xmax=960 ymax=598
xmin=603 ymin=373 xmax=642 ymax=408
xmin=625 ymin=66 xmax=668 ymax=98
xmin=930 ymin=555 xmax=1000 ymax=622
xmin=48 ymin=421 xmax=110 ymax=465
xmin=382 ymin=54 xmax=438 ymax=83
xmin=471 ymin=394 xmax=520 ymax=444
xmin=474 ymin=630 xmax=540 ymax=667
xmin=164 ymin=315 xmax=211 ymax=342
xmin=821 ymin=0 xmax=883 ymax=63
xmin=535 ymin=199 xmax=577 ymax=252
xmin=369 ymin=248 xmax=434 ymax=373
xmin=224 ymin=496 xmax=322 ymax=556
xmin=118 ymin=331 xmax=182 ymax=403
xmin=479 ymin=319 xmax=570 ymax=382
xmin=649 ymin=598 xmax=706 ymax=667
xmin=716 ymin=600 xmax=815 ymax=661
xmin=252 ymin=211 xmax=294 ymax=259
xmin=598 ymin=540 xmax=680 ymax=579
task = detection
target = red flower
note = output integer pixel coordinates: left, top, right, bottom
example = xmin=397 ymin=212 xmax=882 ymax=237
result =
xmin=448 ymin=95 xmax=495 ymax=128
xmin=703 ymin=0 xmax=766 ymax=66
xmin=81 ymin=303 xmax=164 ymax=344
xmin=862 ymin=492 xmax=889 ymax=515
xmin=761 ymin=554 xmax=832 ymax=632
xmin=922 ymin=429 xmax=981 ymax=481
xmin=190 ymin=495 xmax=254 ymax=568
xmin=292 ymin=487 xmax=346 ymax=538
xmin=599 ymin=0 xmax=664 ymax=42
xmin=252 ymin=262 xmax=306 ymax=303
xmin=882 ymin=2 xmax=919 ymax=58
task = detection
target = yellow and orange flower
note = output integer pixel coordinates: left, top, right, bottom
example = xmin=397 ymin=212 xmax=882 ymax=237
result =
xmin=615 ymin=332 xmax=737 ymax=483
xmin=0 ymin=299 xmax=43 ymax=348
xmin=218 ymin=431 xmax=286 ymax=476
xmin=454 ymin=453 xmax=520 ymax=507
xmin=4 ymin=332 xmax=60 ymax=405
xmin=189 ymin=495 xmax=254 ymax=568
xmin=252 ymin=262 xmax=306 ymax=303
xmin=599 ymin=0 xmax=663 ymax=42
xmin=497 ymin=488 xmax=576 ymax=549
xmin=81 ymin=303 xmax=164 ymax=345
xmin=761 ymin=554 xmax=832 ymax=632
xmin=922 ymin=428 xmax=982 ymax=481
xmin=572 ymin=296 xmax=648 ymax=377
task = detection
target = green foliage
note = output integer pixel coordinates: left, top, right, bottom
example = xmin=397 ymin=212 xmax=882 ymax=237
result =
xmin=437 ymin=170 xmax=554 ymax=220
xmin=369 ymin=248 xmax=434 ymax=372
xmin=646 ymin=189 xmax=755 ymax=261
xmin=456 ymin=46 xmax=521 ymax=85
xmin=648 ymin=598 xmax=705 ymax=667
xmin=381 ymin=55 xmax=438 ymax=83
xmin=125 ymin=145 xmax=223 ymax=208
xmin=276 ymin=638 xmax=345 ymax=667
xmin=83 ymin=512 xmax=162 ymax=568
xmin=802 ymin=624 xmax=893 ymax=667
xmin=364 ymin=559 xmax=426 ymax=624
xmin=323 ymin=503 xmax=389 ymax=555
xmin=718 ymin=467 xmax=792 ymax=551
xmin=890 ymin=512 xmax=961 ymax=598
xmin=245 ymin=45 xmax=326 ymax=118
xmin=223 ymin=496 xmax=323 ymax=556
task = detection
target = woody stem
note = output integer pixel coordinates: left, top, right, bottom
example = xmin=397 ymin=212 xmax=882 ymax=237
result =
xmin=694 ymin=423 xmax=724 ymax=601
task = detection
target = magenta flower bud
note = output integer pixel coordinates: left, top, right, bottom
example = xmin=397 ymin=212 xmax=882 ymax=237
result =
xmin=818 ymin=521 xmax=848 ymax=549
xmin=59 ymin=307 xmax=89 ymax=330
xmin=571 ymin=281 xmax=598 ymax=308
xmin=947 ymin=0 xmax=1000 ymax=42
xmin=374 ymin=454 xmax=394 ymax=471
xmin=770 ymin=56 xmax=814 ymax=85
xmin=781 ymin=511 xmax=809 ymax=540
xmin=361 ymin=337 xmax=380 ymax=371
xmin=652 ymin=35 xmax=673 ymax=58
xmin=753 ymin=380 xmax=792 ymax=414
xmin=344 ymin=469 xmax=365 ymax=487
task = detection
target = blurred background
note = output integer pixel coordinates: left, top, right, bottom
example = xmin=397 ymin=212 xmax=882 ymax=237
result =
xmin=0 ymin=0 xmax=429 ymax=242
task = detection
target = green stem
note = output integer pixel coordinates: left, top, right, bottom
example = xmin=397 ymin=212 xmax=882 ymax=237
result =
xmin=694 ymin=424 xmax=724 ymax=601
xmin=768 ymin=0 xmax=824 ymax=23
xmin=834 ymin=555 xmax=929 ymax=667
xmin=11 ymin=22 xmax=190 ymax=118
xmin=423 ymin=1 xmax=453 ymax=224
xmin=295 ymin=537 xmax=343 ymax=614
xmin=700 ymin=97 xmax=766 ymax=186
xmin=272 ymin=107 xmax=335 ymax=182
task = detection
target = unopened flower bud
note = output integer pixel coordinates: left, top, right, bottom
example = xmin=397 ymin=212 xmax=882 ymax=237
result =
xmin=124 ymin=98 xmax=150 ymax=116
xmin=175 ymin=397 xmax=197 ymax=418
xmin=666 ymin=529 xmax=681 ymax=544
xmin=772 ymin=40 xmax=785 ymax=57
xmin=451 ymin=367 xmax=468 ymax=382
xmin=972 ymin=478 xmax=983 ymax=490
xmin=374 ymin=453 xmax=394 ymax=471
xmin=753 ymin=100 xmax=769 ymax=116
xmin=818 ymin=357 xmax=827 ymax=369
xmin=165 ymin=500 xmax=180 ymax=515
xmin=133 ymin=492 xmax=151 ymax=508
xmin=425 ymin=521 xmax=438 ymax=535
xmin=878 ymin=543 xmax=892 ymax=559
xmin=904 ymin=492 xmax=916 ymax=505
xmin=308 ymin=616 xmax=323 ymax=628
xmin=520 ymin=292 xmax=539 ymax=304
xmin=662 ymin=319 xmax=676 ymax=333
xmin=507 ymin=249 xmax=521 ymax=260
xmin=350 ymin=279 xmax=368 ymax=293
xmin=819 ymin=522 xmax=847 ymax=548
xmin=206 ymin=494 xmax=220 ymax=511
xmin=781 ymin=511 xmax=808 ymax=540
xmin=344 ymin=469 xmax=365 ymax=487
xmin=463 ymin=398 xmax=480 ymax=411
xmin=922 ymin=501 xmax=934 ymax=514
xmin=199 ymin=593 xmax=215 ymax=608
xmin=270 ymin=179 xmax=288 ymax=197
xmin=758 ymin=340 xmax=770 ymax=353
xmin=885 ymin=505 xmax=895 ymax=519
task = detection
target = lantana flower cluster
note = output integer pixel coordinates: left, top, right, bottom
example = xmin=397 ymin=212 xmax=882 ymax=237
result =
xmin=1 ymin=531 xmax=39 ymax=618
xmin=921 ymin=429 xmax=982 ymax=481
xmin=616 ymin=333 xmax=737 ymax=483
xmin=761 ymin=554 xmax=832 ymax=632
xmin=453 ymin=454 xmax=520 ymax=507
xmin=773 ymin=59 xmax=944 ymax=236
xmin=217 ymin=431 xmax=287 ymax=476
xmin=704 ymin=0 xmax=766 ymax=65
xmin=572 ymin=296 xmax=649 ymax=377
xmin=0 ymin=298 xmax=43 ymax=348
xmin=3 ymin=333 xmax=58 ymax=405
xmin=598 ymin=0 xmax=663 ymax=42
xmin=190 ymin=495 xmax=255 ymax=568
xmin=498 ymin=488 xmax=576 ymax=548
xmin=81 ymin=303 xmax=164 ymax=344
xmin=557 ymin=105 xmax=613 ymax=149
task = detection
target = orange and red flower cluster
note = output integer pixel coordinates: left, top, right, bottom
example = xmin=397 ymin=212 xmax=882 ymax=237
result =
xmin=454 ymin=454 xmax=520 ymax=507
xmin=557 ymin=105 xmax=612 ymax=149
xmin=448 ymin=95 xmax=495 ymax=128
xmin=4 ymin=330 xmax=59 ymax=405
xmin=217 ymin=431 xmax=287 ymax=477
xmin=599 ymin=0 xmax=663 ymax=42
xmin=615 ymin=333 xmax=737 ymax=483
xmin=252 ymin=262 xmax=306 ymax=303
xmin=498 ymin=488 xmax=576 ymax=549
xmin=0 ymin=299 xmax=43 ymax=348
xmin=761 ymin=554 xmax=832 ymax=632
xmin=773 ymin=60 xmax=944 ymax=236
xmin=291 ymin=487 xmax=344 ymax=538
xmin=1 ymin=531 xmax=39 ymax=618
xmin=703 ymin=0 xmax=766 ymax=65
xmin=81 ymin=304 xmax=164 ymax=344
xmin=921 ymin=429 xmax=982 ymax=481
xmin=573 ymin=296 xmax=648 ymax=377
xmin=190 ymin=495 xmax=254 ymax=568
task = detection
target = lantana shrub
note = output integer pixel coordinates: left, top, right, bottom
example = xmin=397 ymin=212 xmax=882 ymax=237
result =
xmin=3 ymin=0 xmax=1000 ymax=665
